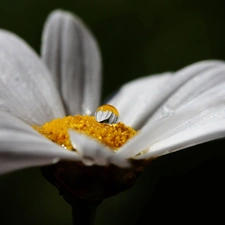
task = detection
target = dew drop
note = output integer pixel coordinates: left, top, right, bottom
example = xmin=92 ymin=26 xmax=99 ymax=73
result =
xmin=161 ymin=105 xmax=174 ymax=117
xmin=83 ymin=157 xmax=95 ymax=166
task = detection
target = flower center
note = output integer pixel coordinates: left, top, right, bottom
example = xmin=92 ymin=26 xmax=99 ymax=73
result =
xmin=33 ymin=112 xmax=137 ymax=151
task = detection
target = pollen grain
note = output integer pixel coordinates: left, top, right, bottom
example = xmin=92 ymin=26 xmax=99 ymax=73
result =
xmin=33 ymin=115 xmax=137 ymax=151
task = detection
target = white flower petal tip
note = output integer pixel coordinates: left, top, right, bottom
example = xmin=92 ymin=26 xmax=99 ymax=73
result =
xmin=69 ymin=129 xmax=130 ymax=168
xmin=42 ymin=9 xmax=102 ymax=115
xmin=0 ymin=111 xmax=82 ymax=175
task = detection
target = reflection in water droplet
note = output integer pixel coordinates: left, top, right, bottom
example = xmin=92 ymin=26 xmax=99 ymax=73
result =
xmin=162 ymin=105 xmax=174 ymax=117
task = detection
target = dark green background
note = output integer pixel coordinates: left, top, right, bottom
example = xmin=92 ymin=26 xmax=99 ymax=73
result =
xmin=0 ymin=0 xmax=225 ymax=224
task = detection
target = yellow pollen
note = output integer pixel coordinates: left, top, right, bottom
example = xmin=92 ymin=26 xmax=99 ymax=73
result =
xmin=33 ymin=115 xmax=137 ymax=151
xmin=96 ymin=104 xmax=119 ymax=117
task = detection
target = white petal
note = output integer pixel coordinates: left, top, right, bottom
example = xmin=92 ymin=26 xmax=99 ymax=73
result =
xmin=135 ymin=88 xmax=225 ymax=159
xmin=0 ymin=111 xmax=81 ymax=175
xmin=110 ymin=60 xmax=224 ymax=129
xmin=69 ymin=130 xmax=130 ymax=167
xmin=41 ymin=10 xmax=102 ymax=115
xmin=0 ymin=30 xmax=65 ymax=125
xmin=117 ymin=62 xmax=225 ymax=159
xmin=135 ymin=106 xmax=225 ymax=160
xmin=109 ymin=72 xmax=172 ymax=128
xmin=148 ymin=62 xmax=225 ymax=124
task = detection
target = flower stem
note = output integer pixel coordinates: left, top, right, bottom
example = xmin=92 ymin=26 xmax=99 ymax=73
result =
xmin=71 ymin=199 xmax=102 ymax=225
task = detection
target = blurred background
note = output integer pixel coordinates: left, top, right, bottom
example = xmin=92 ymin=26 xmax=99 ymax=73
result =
xmin=0 ymin=0 xmax=225 ymax=224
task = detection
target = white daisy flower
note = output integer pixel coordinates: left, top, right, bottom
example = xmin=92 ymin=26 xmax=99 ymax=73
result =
xmin=1 ymin=10 xmax=225 ymax=204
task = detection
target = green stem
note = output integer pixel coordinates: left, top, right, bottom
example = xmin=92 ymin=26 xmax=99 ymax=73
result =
xmin=71 ymin=199 xmax=101 ymax=225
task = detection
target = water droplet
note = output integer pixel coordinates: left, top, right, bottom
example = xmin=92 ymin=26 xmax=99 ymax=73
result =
xmin=161 ymin=105 xmax=174 ymax=117
xmin=94 ymin=104 xmax=119 ymax=124
xmin=83 ymin=157 xmax=94 ymax=166
xmin=82 ymin=104 xmax=92 ymax=115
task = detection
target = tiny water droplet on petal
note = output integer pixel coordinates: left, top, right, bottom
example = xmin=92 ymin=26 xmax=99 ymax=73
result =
xmin=83 ymin=157 xmax=95 ymax=166
xmin=162 ymin=105 xmax=174 ymax=118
